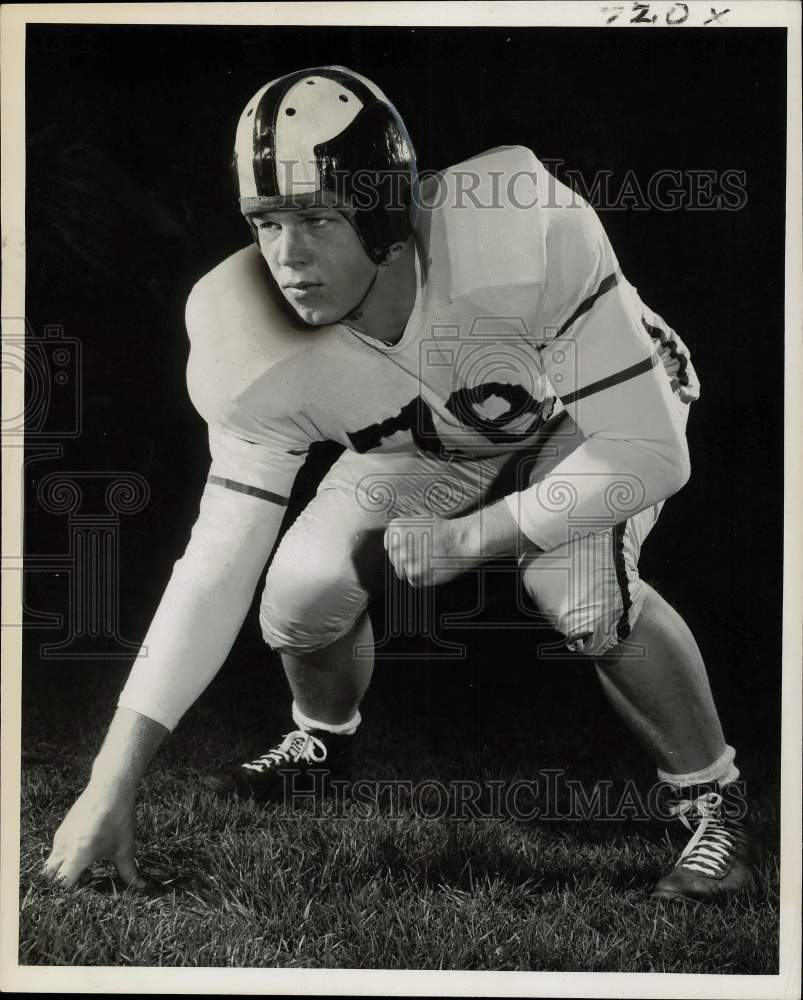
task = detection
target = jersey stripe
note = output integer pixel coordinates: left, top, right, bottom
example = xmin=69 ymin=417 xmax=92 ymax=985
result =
xmin=558 ymin=353 xmax=659 ymax=406
xmin=557 ymin=270 xmax=620 ymax=338
xmin=612 ymin=521 xmax=632 ymax=641
xmin=208 ymin=475 xmax=289 ymax=506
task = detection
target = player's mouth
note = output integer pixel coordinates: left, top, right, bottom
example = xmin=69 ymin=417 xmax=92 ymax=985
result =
xmin=284 ymin=281 xmax=322 ymax=297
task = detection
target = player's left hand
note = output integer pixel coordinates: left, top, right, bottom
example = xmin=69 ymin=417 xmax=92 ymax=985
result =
xmin=384 ymin=513 xmax=479 ymax=587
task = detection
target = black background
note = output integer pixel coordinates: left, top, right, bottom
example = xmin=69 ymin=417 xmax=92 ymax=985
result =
xmin=23 ymin=25 xmax=785 ymax=761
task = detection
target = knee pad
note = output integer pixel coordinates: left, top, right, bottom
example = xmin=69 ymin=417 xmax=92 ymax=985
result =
xmin=260 ymin=548 xmax=370 ymax=656
xmin=521 ymin=541 xmax=649 ymax=658
xmin=259 ymin=562 xmax=369 ymax=656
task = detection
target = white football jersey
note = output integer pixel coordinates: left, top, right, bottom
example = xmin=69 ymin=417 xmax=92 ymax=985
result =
xmin=118 ymin=146 xmax=699 ymax=730
xmin=186 ymin=145 xmax=698 ymax=515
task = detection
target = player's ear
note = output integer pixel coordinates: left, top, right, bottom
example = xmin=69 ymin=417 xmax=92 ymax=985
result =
xmin=380 ymin=240 xmax=408 ymax=265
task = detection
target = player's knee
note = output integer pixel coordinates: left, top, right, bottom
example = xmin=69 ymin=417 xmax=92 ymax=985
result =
xmin=523 ymin=567 xmax=648 ymax=658
xmin=259 ymin=556 xmax=366 ymax=655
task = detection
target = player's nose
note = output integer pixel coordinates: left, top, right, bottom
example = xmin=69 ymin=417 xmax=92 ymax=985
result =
xmin=276 ymin=223 xmax=309 ymax=268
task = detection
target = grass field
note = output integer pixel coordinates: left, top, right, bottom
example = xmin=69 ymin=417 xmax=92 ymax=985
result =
xmin=18 ymin=602 xmax=780 ymax=974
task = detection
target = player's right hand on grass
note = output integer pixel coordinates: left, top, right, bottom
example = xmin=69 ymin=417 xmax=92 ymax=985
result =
xmin=43 ymin=784 xmax=147 ymax=889
xmin=43 ymin=708 xmax=168 ymax=890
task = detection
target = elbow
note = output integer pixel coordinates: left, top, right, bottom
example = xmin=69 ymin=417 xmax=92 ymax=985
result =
xmin=631 ymin=433 xmax=690 ymax=506
xmin=656 ymin=436 xmax=691 ymax=500
xmin=676 ymin=442 xmax=692 ymax=491
xmin=669 ymin=430 xmax=691 ymax=491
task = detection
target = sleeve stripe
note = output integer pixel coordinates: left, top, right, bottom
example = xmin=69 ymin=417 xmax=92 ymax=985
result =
xmin=207 ymin=475 xmax=289 ymax=506
xmin=556 ymin=270 xmax=620 ymax=338
xmin=641 ymin=316 xmax=690 ymax=387
xmin=558 ymin=353 xmax=659 ymax=406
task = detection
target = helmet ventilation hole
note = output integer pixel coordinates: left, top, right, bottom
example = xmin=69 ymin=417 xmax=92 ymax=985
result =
xmin=235 ymin=67 xmax=417 ymax=266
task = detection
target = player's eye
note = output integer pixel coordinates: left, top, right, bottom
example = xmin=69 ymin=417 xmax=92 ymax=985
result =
xmin=302 ymin=217 xmax=330 ymax=228
xmin=254 ymin=220 xmax=281 ymax=242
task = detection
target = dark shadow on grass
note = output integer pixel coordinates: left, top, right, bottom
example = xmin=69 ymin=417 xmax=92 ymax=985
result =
xmin=359 ymin=829 xmax=606 ymax=895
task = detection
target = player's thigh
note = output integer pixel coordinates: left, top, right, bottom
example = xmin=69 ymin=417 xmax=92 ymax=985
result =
xmin=260 ymin=448 xmax=503 ymax=651
xmin=260 ymin=456 xmax=388 ymax=652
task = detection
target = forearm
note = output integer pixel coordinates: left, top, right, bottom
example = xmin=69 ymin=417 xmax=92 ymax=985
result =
xmin=117 ymin=547 xmax=263 ymax=729
xmin=501 ymin=433 xmax=688 ymax=552
xmin=117 ymin=481 xmax=285 ymax=730
xmin=454 ymin=434 xmax=687 ymax=561
xmin=88 ymin=707 xmax=168 ymax=794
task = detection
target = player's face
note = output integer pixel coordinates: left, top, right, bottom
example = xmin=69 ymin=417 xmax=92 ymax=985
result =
xmin=251 ymin=209 xmax=377 ymax=325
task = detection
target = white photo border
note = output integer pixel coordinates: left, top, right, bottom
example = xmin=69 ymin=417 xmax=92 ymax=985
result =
xmin=2 ymin=3 xmax=800 ymax=997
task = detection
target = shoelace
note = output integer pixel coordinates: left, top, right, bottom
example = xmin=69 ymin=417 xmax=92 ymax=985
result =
xmin=670 ymin=791 xmax=741 ymax=877
xmin=241 ymin=730 xmax=328 ymax=773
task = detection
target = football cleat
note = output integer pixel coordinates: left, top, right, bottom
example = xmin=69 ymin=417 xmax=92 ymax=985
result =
xmin=652 ymin=788 xmax=761 ymax=903
xmin=202 ymin=728 xmax=354 ymax=802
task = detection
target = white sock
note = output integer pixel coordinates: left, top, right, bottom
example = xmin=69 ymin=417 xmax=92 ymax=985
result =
xmin=657 ymin=744 xmax=740 ymax=789
xmin=291 ymin=700 xmax=361 ymax=736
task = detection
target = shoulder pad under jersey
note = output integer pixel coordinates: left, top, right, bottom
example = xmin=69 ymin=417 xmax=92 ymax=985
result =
xmin=414 ymin=146 xmax=555 ymax=302
xmin=184 ymin=244 xmax=337 ymax=425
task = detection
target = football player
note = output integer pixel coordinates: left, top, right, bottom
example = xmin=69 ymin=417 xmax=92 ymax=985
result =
xmin=45 ymin=67 xmax=759 ymax=903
